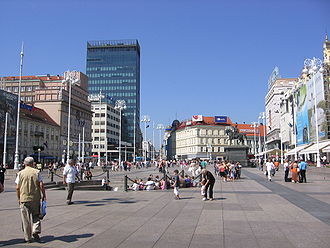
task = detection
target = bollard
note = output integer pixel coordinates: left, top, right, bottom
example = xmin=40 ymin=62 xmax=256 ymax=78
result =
xmin=80 ymin=170 xmax=84 ymax=181
xmin=51 ymin=171 xmax=54 ymax=182
xmin=107 ymin=169 xmax=110 ymax=181
xmin=124 ymin=175 xmax=128 ymax=192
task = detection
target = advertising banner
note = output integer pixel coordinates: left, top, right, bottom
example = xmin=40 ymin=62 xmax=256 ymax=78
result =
xmin=306 ymin=71 xmax=327 ymax=142
xmin=214 ymin=116 xmax=228 ymax=123
xmin=192 ymin=115 xmax=203 ymax=122
xmin=295 ymin=71 xmax=326 ymax=145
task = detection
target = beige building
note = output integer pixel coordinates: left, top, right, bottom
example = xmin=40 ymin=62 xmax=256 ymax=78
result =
xmin=0 ymin=72 xmax=92 ymax=161
xmin=19 ymin=104 xmax=61 ymax=161
xmin=174 ymin=117 xmax=231 ymax=160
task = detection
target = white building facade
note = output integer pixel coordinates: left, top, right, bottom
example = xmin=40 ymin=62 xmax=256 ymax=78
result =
xmin=176 ymin=125 xmax=229 ymax=160
xmin=91 ymin=102 xmax=120 ymax=161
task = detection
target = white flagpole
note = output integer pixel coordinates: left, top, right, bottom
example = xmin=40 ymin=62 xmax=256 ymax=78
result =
xmin=14 ymin=43 xmax=24 ymax=170
xmin=3 ymin=113 xmax=8 ymax=166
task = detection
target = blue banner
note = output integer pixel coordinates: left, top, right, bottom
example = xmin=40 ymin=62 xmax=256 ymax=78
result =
xmin=214 ymin=116 xmax=227 ymax=123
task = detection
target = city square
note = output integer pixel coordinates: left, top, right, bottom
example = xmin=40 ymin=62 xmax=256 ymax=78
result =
xmin=1 ymin=0 xmax=330 ymax=247
xmin=1 ymin=166 xmax=330 ymax=248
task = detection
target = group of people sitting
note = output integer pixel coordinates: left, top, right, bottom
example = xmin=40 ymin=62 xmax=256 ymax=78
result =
xmin=130 ymin=175 xmax=164 ymax=191
xmin=129 ymin=173 xmax=201 ymax=191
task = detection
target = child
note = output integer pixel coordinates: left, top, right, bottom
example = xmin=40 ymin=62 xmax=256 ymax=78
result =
xmin=200 ymin=179 xmax=206 ymax=196
xmin=172 ymin=169 xmax=180 ymax=200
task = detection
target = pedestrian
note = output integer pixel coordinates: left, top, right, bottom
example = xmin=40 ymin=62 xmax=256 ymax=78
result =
xmin=291 ymin=161 xmax=299 ymax=183
xmin=265 ymin=159 xmax=274 ymax=181
xmin=172 ymin=169 xmax=180 ymax=200
xmin=0 ymin=163 xmax=6 ymax=188
xmin=201 ymin=168 xmax=215 ymax=201
xmin=298 ymin=159 xmax=307 ymax=183
xmin=15 ymin=157 xmax=46 ymax=243
xmin=284 ymin=159 xmax=290 ymax=182
xmin=63 ymin=159 xmax=79 ymax=205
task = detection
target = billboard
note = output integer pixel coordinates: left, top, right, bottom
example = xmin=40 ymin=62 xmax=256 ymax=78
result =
xmin=192 ymin=115 xmax=203 ymax=122
xmin=306 ymin=71 xmax=327 ymax=142
xmin=0 ymin=90 xmax=18 ymax=165
xmin=214 ymin=116 xmax=228 ymax=123
xmin=295 ymin=71 xmax=326 ymax=145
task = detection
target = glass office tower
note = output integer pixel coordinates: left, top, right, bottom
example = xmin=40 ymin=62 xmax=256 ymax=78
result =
xmin=86 ymin=40 xmax=141 ymax=156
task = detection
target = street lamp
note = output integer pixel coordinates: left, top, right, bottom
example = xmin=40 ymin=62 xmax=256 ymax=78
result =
xmin=207 ymin=143 xmax=212 ymax=160
xmin=251 ymin=122 xmax=258 ymax=156
xmin=156 ymin=124 xmax=164 ymax=160
xmin=302 ymin=57 xmax=324 ymax=168
xmin=259 ymin=112 xmax=267 ymax=162
xmin=115 ymin=100 xmax=126 ymax=167
xmin=62 ymin=71 xmax=79 ymax=163
xmin=141 ymin=115 xmax=150 ymax=162
xmin=14 ymin=43 xmax=24 ymax=170
xmin=3 ymin=113 xmax=8 ymax=167
xmin=38 ymin=148 xmax=41 ymax=164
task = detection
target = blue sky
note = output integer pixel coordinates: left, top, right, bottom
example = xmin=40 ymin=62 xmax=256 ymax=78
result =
xmin=0 ymin=0 xmax=329 ymax=142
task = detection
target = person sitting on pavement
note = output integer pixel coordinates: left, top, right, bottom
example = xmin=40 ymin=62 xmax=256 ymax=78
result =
xmin=145 ymin=177 xmax=155 ymax=191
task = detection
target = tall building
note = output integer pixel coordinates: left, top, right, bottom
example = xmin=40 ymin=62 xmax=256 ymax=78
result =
xmin=86 ymin=40 xmax=142 ymax=158
xmin=90 ymin=100 xmax=121 ymax=161
xmin=0 ymin=72 xmax=93 ymax=162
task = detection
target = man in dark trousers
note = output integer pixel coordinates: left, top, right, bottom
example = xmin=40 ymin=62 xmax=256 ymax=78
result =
xmin=0 ymin=164 xmax=6 ymax=191
xmin=201 ymin=169 xmax=215 ymax=201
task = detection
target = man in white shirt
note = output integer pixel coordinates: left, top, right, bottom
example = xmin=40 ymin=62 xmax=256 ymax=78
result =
xmin=265 ymin=159 xmax=274 ymax=181
xmin=63 ymin=159 xmax=78 ymax=205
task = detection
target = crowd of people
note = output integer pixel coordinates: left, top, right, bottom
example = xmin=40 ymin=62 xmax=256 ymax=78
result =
xmin=259 ymin=158 xmax=309 ymax=183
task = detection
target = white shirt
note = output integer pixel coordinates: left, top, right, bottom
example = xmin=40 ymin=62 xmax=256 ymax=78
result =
xmin=145 ymin=180 xmax=155 ymax=191
xmin=266 ymin=162 xmax=274 ymax=171
xmin=63 ymin=165 xmax=78 ymax=183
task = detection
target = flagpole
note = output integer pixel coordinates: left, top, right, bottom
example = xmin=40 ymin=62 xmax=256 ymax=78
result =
xmin=3 ymin=113 xmax=8 ymax=167
xmin=14 ymin=43 xmax=24 ymax=170
xmin=133 ymin=111 xmax=136 ymax=163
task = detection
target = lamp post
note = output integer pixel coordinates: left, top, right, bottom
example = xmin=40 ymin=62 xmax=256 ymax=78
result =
xmin=302 ymin=57 xmax=324 ymax=168
xmin=62 ymin=71 xmax=79 ymax=163
xmin=133 ymin=111 xmax=136 ymax=162
xmin=115 ymin=100 xmax=126 ymax=167
xmin=251 ymin=122 xmax=258 ymax=156
xmin=38 ymin=148 xmax=41 ymax=164
xmin=259 ymin=112 xmax=267 ymax=162
xmin=141 ymin=115 xmax=150 ymax=162
xmin=152 ymin=121 xmax=155 ymax=161
xmin=3 ymin=113 xmax=8 ymax=167
xmin=279 ymin=100 xmax=284 ymax=165
xmin=97 ymin=90 xmax=104 ymax=166
xmin=14 ymin=43 xmax=24 ymax=170
xmin=82 ymin=126 xmax=85 ymax=164
xmin=156 ymin=124 xmax=164 ymax=160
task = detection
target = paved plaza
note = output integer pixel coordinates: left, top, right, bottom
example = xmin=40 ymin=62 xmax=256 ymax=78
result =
xmin=1 ymin=167 xmax=330 ymax=248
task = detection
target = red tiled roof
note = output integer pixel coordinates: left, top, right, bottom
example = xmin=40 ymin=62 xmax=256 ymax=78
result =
xmin=2 ymin=75 xmax=63 ymax=81
xmin=20 ymin=106 xmax=59 ymax=127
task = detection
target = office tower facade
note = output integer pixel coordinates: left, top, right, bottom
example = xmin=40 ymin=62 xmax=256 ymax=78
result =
xmin=86 ymin=40 xmax=141 ymax=158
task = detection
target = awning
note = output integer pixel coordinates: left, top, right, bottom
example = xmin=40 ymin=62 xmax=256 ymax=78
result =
xmin=285 ymin=144 xmax=312 ymax=156
xmin=322 ymin=146 xmax=330 ymax=153
xmin=300 ymin=141 xmax=330 ymax=154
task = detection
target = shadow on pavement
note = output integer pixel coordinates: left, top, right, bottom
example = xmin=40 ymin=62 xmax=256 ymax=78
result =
xmin=0 ymin=233 xmax=94 ymax=246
